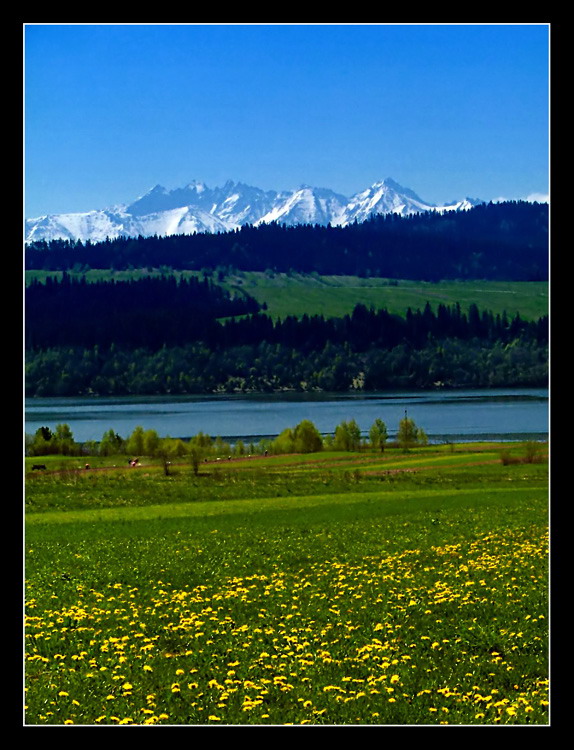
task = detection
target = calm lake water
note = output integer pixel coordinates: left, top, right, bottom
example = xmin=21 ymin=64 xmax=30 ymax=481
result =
xmin=24 ymin=388 xmax=549 ymax=445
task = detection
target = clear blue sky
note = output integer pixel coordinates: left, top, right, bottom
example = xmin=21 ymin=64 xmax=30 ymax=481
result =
xmin=24 ymin=23 xmax=550 ymax=218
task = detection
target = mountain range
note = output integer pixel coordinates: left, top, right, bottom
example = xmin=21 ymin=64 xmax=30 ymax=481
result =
xmin=25 ymin=177 xmax=483 ymax=244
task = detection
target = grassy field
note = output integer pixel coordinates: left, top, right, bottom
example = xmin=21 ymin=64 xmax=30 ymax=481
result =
xmin=24 ymin=443 xmax=549 ymax=725
xmin=25 ymin=269 xmax=549 ymax=321
xmin=225 ymin=272 xmax=549 ymax=322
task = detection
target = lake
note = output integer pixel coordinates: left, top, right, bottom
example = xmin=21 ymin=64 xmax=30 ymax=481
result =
xmin=24 ymin=388 xmax=549 ymax=445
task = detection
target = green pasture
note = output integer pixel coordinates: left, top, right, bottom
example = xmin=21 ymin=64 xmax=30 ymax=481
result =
xmin=25 ymin=269 xmax=549 ymax=321
xmin=228 ymin=273 xmax=548 ymax=322
xmin=25 ymin=444 xmax=549 ymax=726
xmin=24 ymin=443 xmax=548 ymax=516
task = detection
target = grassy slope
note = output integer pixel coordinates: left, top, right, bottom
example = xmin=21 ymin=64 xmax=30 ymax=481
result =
xmin=226 ymin=272 xmax=549 ymax=321
xmin=25 ymin=269 xmax=549 ymax=321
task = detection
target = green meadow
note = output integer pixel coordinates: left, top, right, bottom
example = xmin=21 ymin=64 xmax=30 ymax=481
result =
xmin=25 ymin=269 xmax=549 ymax=321
xmin=225 ymin=272 xmax=548 ymax=322
xmin=25 ymin=443 xmax=549 ymax=725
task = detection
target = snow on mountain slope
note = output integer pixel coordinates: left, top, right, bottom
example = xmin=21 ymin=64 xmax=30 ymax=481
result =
xmin=25 ymin=205 xmax=229 ymax=243
xmin=255 ymin=186 xmax=348 ymax=227
xmin=25 ymin=178 xmax=484 ymax=243
xmin=333 ymin=178 xmax=481 ymax=226
xmin=25 ymin=209 xmax=132 ymax=244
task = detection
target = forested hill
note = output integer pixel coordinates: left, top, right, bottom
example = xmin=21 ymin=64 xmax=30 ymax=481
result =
xmin=25 ymin=273 xmax=260 ymax=350
xmin=25 ymin=200 xmax=548 ymax=281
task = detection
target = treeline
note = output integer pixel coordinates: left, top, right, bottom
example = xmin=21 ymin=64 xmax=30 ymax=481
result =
xmin=25 ymin=200 xmax=548 ymax=281
xmin=26 ymin=272 xmax=547 ymax=354
xmin=26 ymin=335 xmax=548 ymax=397
xmin=25 ymin=272 xmax=261 ymax=349
xmin=216 ymin=302 xmax=548 ymax=353
xmin=26 ymin=416 xmax=427 ymax=460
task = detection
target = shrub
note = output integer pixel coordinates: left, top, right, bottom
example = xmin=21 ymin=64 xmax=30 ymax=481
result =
xmin=500 ymin=449 xmax=520 ymax=465
xmin=523 ymin=441 xmax=543 ymax=464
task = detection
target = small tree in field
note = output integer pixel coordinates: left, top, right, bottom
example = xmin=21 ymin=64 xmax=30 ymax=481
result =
xmin=271 ymin=427 xmax=295 ymax=455
xmin=369 ymin=418 xmax=388 ymax=452
xmin=270 ymin=420 xmax=323 ymax=455
xmin=99 ymin=428 xmax=124 ymax=457
xmin=417 ymin=428 xmax=429 ymax=446
xmin=54 ymin=423 xmax=77 ymax=455
xmin=29 ymin=426 xmax=53 ymax=456
xmin=397 ymin=416 xmax=427 ymax=452
xmin=333 ymin=419 xmax=362 ymax=451
xmin=523 ymin=441 xmax=543 ymax=463
xmin=142 ymin=429 xmax=161 ymax=458
xmin=126 ymin=425 xmax=145 ymax=457
xmin=188 ymin=432 xmax=213 ymax=475
xmin=293 ymin=420 xmax=323 ymax=453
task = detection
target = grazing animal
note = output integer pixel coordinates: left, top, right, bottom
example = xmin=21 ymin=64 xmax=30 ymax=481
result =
xmin=31 ymin=464 xmax=46 ymax=471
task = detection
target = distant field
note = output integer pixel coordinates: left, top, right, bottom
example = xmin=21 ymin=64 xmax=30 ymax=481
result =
xmin=228 ymin=272 xmax=549 ymax=321
xmin=25 ymin=269 xmax=549 ymax=321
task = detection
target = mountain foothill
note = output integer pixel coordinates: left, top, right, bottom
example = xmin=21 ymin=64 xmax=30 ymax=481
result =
xmin=24 ymin=179 xmax=549 ymax=398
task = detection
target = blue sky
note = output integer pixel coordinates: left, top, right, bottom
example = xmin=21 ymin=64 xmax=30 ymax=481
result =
xmin=24 ymin=23 xmax=549 ymax=218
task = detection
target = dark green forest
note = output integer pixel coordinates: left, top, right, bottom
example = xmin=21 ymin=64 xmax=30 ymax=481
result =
xmin=25 ymin=273 xmax=260 ymax=350
xmin=25 ymin=200 xmax=548 ymax=281
xmin=25 ymin=274 xmax=548 ymax=396
xmin=25 ymin=201 xmax=549 ymax=397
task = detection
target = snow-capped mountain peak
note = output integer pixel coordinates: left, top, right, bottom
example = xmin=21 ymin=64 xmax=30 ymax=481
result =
xmin=25 ymin=178 xmax=485 ymax=243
